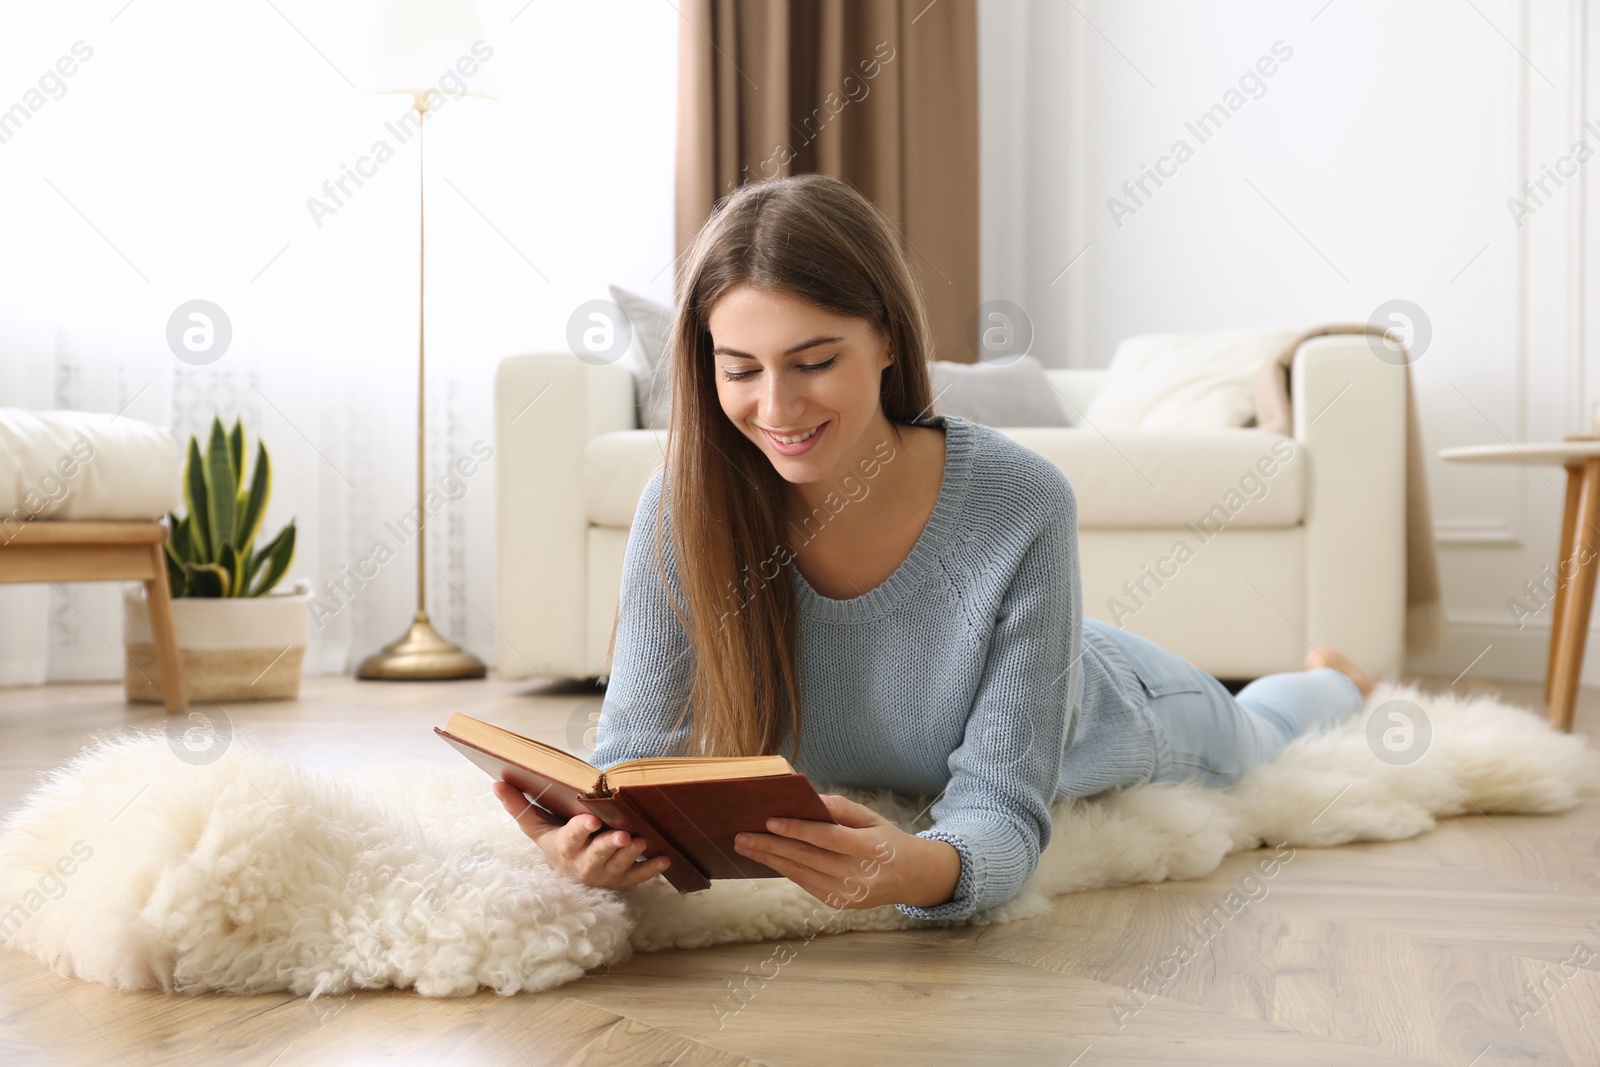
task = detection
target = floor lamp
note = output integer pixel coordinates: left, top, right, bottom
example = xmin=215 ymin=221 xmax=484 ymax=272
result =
xmin=357 ymin=0 xmax=495 ymax=680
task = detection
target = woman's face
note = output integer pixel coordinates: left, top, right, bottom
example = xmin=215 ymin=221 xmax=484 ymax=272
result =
xmin=708 ymin=284 xmax=893 ymax=486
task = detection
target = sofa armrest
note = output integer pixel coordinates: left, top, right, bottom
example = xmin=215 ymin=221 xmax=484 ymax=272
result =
xmin=494 ymin=353 xmax=636 ymax=680
xmin=1291 ymin=335 xmax=1407 ymax=677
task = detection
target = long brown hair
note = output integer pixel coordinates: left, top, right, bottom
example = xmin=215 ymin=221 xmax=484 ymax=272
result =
xmin=612 ymin=173 xmax=938 ymax=763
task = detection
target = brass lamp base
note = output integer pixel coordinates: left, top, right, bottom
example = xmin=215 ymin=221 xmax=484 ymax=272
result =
xmin=357 ymin=610 xmax=486 ymax=680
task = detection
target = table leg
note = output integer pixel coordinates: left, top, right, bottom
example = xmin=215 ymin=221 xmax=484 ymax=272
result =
xmin=1546 ymin=463 xmax=1585 ymax=711
xmin=144 ymin=541 xmax=189 ymax=716
xmin=1547 ymin=458 xmax=1600 ymax=732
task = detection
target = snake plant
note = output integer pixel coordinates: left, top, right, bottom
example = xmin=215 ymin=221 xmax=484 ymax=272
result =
xmin=163 ymin=416 xmax=296 ymax=598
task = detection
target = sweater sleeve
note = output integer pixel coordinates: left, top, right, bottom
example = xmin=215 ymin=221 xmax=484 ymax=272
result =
xmin=590 ymin=467 xmax=696 ymax=770
xmin=896 ymin=473 xmax=1081 ymax=922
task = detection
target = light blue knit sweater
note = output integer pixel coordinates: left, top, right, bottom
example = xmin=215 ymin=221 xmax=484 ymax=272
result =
xmin=590 ymin=412 xmax=1172 ymax=922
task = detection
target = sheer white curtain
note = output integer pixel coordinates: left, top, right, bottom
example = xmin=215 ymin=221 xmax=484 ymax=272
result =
xmin=0 ymin=0 xmax=679 ymax=683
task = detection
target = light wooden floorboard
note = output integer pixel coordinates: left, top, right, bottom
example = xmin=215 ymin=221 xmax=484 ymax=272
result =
xmin=0 ymin=671 xmax=1596 ymax=1066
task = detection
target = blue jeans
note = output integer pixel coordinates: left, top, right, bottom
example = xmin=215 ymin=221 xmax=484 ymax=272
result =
xmin=1087 ymin=621 xmax=1365 ymax=787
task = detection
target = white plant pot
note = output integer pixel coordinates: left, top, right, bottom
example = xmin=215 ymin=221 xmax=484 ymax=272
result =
xmin=122 ymin=578 xmax=310 ymax=703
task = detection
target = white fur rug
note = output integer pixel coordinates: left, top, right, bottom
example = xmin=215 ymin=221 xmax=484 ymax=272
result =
xmin=2 ymin=680 xmax=1594 ymax=999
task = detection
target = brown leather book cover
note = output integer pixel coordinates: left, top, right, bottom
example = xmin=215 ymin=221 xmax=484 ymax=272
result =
xmin=435 ymin=726 xmax=836 ymax=894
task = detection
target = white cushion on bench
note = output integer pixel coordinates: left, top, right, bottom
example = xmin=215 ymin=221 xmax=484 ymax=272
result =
xmin=0 ymin=409 xmax=181 ymax=522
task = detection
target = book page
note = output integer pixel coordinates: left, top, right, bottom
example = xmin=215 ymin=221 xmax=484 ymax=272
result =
xmin=443 ymin=712 xmax=600 ymax=789
xmin=603 ymin=754 xmax=794 ymax=787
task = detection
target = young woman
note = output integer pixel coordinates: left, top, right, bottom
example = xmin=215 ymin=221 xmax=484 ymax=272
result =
xmin=496 ymin=173 xmax=1378 ymax=921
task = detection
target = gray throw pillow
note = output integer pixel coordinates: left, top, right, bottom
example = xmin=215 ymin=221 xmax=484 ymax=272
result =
xmin=927 ymin=355 xmax=1072 ymax=427
xmin=608 ymin=284 xmax=675 ymax=430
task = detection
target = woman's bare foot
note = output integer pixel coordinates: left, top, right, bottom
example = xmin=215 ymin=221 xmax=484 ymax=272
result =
xmin=1305 ymin=646 xmax=1378 ymax=700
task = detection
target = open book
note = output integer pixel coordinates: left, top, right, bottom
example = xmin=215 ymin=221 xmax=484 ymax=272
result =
xmin=436 ymin=712 xmax=836 ymax=893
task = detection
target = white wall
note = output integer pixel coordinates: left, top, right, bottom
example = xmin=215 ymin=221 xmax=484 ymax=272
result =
xmin=980 ymin=0 xmax=1596 ymax=685
xmin=0 ymin=0 xmax=678 ymax=680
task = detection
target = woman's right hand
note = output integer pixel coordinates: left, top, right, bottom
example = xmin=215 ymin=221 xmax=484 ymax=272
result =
xmin=492 ymin=781 xmax=672 ymax=891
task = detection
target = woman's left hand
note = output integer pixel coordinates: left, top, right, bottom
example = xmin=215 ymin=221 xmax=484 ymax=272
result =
xmin=733 ymin=794 xmax=960 ymax=911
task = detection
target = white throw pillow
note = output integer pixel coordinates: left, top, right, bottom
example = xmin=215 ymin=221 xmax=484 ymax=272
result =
xmin=1082 ymin=327 xmax=1299 ymax=430
xmin=927 ymin=356 xmax=1072 ymax=427
xmin=608 ymin=285 xmax=675 ymax=430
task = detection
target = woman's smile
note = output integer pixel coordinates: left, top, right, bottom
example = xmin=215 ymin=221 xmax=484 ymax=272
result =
xmin=761 ymin=421 xmax=829 ymax=454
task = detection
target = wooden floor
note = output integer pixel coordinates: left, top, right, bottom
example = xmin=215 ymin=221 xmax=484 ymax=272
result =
xmin=1 ymin=670 xmax=1597 ymax=1066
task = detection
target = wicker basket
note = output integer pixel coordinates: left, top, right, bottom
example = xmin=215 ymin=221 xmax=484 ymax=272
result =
xmin=122 ymin=579 xmax=309 ymax=704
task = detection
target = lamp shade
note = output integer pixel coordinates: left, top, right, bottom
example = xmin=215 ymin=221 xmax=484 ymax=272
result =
xmin=364 ymin=0 xmax=499 ymax=107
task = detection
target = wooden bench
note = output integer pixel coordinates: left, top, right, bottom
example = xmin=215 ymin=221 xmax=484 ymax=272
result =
xmin=0 ymin=520 xmax=188 ymax=713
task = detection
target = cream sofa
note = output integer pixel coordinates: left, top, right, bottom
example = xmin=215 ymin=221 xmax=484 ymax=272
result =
xmin=494 ymin=335 xmax=1405 ymax=684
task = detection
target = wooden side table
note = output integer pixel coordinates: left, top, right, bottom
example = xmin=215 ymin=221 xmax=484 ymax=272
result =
xmin=1439 ymin=435 xmax=1600 ymax=732
xmin=0 ymin=520 xmax=189 ymax=714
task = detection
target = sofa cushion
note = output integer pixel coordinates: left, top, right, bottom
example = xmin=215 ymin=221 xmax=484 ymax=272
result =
xmin=1084 ymin=328 xmax=1299 ymax=430
xmin=0 ymin=409 xmax=181 ymax=523
xmin=585 ymin=426 xmax=1304 ymax=531
xmin=1002 ymin=427 xmax=1303 ymax=528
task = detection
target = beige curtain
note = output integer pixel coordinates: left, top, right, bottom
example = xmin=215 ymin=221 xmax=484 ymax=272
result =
xmin=675 ymin=0 xmax=980 ymax=361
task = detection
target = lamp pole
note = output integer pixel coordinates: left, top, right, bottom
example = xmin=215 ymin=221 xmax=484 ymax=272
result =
xmin=357 ymin=95 xmax=486 ymax=681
